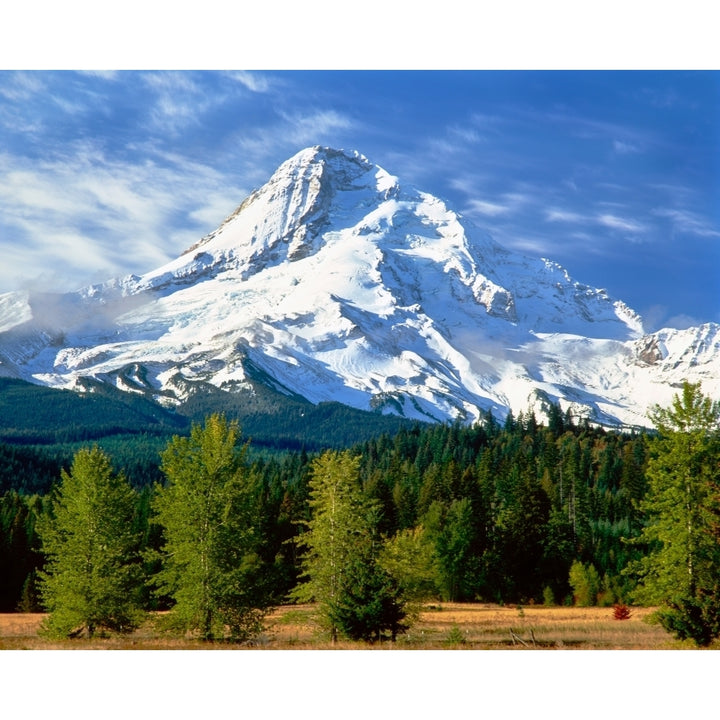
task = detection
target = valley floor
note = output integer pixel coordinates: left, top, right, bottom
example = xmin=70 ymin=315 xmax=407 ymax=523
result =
xmin=0 ymin=603 xmax=701 ymax=650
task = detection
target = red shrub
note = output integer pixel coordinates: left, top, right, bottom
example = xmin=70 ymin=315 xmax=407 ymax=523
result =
xmin=613 ymin=604 xmax=632 ymax=620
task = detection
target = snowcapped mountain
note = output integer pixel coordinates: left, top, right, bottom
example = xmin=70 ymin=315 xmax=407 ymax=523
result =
xmin=1 ymin=146 xmax=718 ymax=429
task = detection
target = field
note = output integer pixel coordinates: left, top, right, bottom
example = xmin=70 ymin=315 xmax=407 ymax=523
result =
xmin=0 ymin=602 xmax=704 ymax=650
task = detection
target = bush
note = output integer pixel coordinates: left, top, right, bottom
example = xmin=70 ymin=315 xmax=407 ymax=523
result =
xmin=613 ymin=604 xmax=632 ymax=620
xmin=445 ymin=625 xmax=466 ymax=646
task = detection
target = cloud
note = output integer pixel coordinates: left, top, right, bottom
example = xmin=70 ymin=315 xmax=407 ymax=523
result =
xmin=231 ymin=109 xmax=357 ymax=176
xmin=141 ymin=71 xmax=222 ymax=135
xmin=596 ymin=213 xmax=646 ymax=233
xmin=0 ymin=143 xmax=247 ymax=292
xmin=226 ymin=71 xmax=274 ymax=93
xmin=653 ymin=208 xmax=720 ymax=239
xmin=188 ymin=193 xmax=245 ymax=229
xmin=76 ymin=70 xmax=120 ymax=81
xmin=280 ymin=109 xmax=355 ymax=145
xmin=446 ymin=125 xmax=487 ymax=145
xmin=665 ymin=313 xmax=705 ymax=330
xmin=545 ymin=208 xmax=585 ymax=223
xmin=0 ymin=71 xmax=45 ymax=101
xmin=642 ymin=304 xmax=707 ymax=332
xmin=613 ymin=139 xmax=641 ymax=154
xmin=500 ymin=234 xmax=556 ymax=257
xmin=466 ymin=199 xmax=511 ymax=217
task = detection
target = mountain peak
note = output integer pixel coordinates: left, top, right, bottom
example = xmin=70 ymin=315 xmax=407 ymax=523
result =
xmin=1 ymin=147 xmax=717 ymax=428
xmin=151 ymin=146 xmax=402 ymax=285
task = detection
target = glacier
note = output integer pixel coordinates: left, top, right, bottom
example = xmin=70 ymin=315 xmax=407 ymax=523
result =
xmin=1 ymin=145 xmax=718 ymax=429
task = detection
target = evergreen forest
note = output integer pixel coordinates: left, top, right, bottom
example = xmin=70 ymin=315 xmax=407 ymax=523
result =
xmin=2 ymin=383 xmax=719 ymax=646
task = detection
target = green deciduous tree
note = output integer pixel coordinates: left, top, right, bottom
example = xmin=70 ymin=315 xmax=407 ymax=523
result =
xmin=152 ymin=414 xmax=271 ymax=641
xmin=628 ymin=382 xmax=720 ymax=645
xmin=292 ymin=450 xmax=407 ymax=642
xmin=379 ymin=525 xmax=438 ymax=604
xmin=37 ymin=447 xmax=143 ymax=638
xmin=568 ymin=559 xmax=601 ymax=606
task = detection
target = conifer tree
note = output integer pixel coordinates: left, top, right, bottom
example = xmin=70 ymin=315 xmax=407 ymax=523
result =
xmin=423 ymin=498 xmax=481 ymax=601
xmin=331 ymin=510 xmax=408 ymax=642
xmin=152 ymin=414 xmax=271 ymax=641
xmin=292 ymin=450 xmax=407 ymax=642
xmin=628 ymin=382 xmax=720 ymax=645
xmin=37 ymin=447 xmax=143 ymax=638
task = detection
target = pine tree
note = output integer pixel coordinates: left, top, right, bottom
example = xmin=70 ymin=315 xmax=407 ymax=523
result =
xmin=331 ymin=510 xmax=408 ymax=642
xmin=37 ymin=447 xmax=143 ymax=638
xmin=628 ymin=382 xmax=720 ymax=645
xmin=423 ymin=498 xmax=481 ymax=601
xmin=152 ymin=414 xmax=271 ymax=641
xmin=292 ymin=450 xmax=407 ymax=642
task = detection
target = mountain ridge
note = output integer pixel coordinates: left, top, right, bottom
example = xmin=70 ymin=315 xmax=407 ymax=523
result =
xmin=1 ymin=146 xmax=718 ymax=429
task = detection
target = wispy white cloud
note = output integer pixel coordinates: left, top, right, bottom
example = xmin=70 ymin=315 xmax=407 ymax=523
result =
xmin=446 ymin=125 xmax=487 ymax=145
xmin=596 ymin=213 xmax=646 ymax=233
xmin=499 ymin=234 xmax=556 ymax=257
xmin=653 ymin=208 xmax=720 ymax=239
xmin=545 ymin=208 xmax=586 ymax=223
xmin=639 ymin=86 xmax=683 ymax=110
xmin=283 ymin=109 xmax=354 ymax=145
xmin=613 ymin=139 xmax=641 ymax=154
xmin=665 ymin=313 xmax=706 ymax=330
xmin=466 ymin=199 xmax=511 ymax=217
xmin=545 ymin=111 xmax=652 ymax=150
xmin=141 ymin=71 xmax=217 ymax=135
xmin=0 ymin=71 xmax=45 ymax=101
xmin=0 ymin=143 xmax=246 ymax=292
xmin=225 ymin=71 xmax=275 ymax=93
xmin=76 ymin=70 xmax=120 ymax=81
xmin=232 ymin=109 xmax=357 ymax=175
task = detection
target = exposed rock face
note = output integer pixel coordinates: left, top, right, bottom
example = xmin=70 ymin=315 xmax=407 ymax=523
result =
xmin=636 ymin=336 xmax=664 ymax=366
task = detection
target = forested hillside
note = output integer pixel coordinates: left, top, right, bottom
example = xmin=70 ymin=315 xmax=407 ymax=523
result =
xmin=1 ymin=405 xmax=649 ymax=614
xmin=0 ymin=377 xmax=415 ymax=452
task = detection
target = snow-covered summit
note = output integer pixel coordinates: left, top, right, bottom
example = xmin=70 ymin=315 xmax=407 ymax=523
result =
xmin=0 ymin=146 xmax=717 ymax=428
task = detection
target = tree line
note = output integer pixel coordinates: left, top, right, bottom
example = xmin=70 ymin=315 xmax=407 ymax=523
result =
xmin=1 ymin=382 xmax=719 ymax=645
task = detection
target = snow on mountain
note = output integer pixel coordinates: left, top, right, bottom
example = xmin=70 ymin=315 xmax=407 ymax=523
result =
xmin=1 ymin=146 xmax=718 ymax=428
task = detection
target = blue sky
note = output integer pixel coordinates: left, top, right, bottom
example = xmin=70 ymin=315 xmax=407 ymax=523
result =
xmin=0 ymin=67 xmax=718 ymax=331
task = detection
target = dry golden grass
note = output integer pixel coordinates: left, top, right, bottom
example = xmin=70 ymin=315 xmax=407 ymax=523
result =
xmin=0 ymin=603 xmax=707 ymax=650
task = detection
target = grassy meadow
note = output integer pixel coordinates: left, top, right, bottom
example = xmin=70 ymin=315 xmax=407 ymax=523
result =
xmin=0 ymin=602 xmax=703 ymax=650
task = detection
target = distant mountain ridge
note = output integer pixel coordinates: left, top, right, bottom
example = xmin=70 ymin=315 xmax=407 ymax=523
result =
xmin=1 ymin=146 xmax=718 ymax=429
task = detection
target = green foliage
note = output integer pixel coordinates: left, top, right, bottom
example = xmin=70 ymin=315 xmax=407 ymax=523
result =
xmin=0 ymin=491 xmax=46 ymax=611
xmin=152 ymin=414 xmax=272 ymax=641
xmin=0 ymin=377 xmax=186 ymax=445
xmin=423 ymin=498 xmax=481 ymax=602
xmin=331 ymin=546 xmax=408 ymax=642
xmin=445 ymin=625 xmax=466 ymax=646
xmin=0 ymin=442 xmax=65 ymax=495
xmin=37 ymin=447 xmax=144 ymax=638
xmin=628 ymin=382 xmax=720 ymax=646
xmin=653 ymin=591 xmax=720 ymax=646
xmin=0 ymin=374 xmax=419 ymax=461
xmin=378 ymin=526 xmax=438 ymax=603
xmin=0 ymin=401 xmax=666 ymax=621
xmin=568 ymin=560 xmax=601 ymax=606
xmin=542 ymin=585 xmax=555 ymax=606
xmin=292 ymin=450 xmax=407 ymax=642
xmin=176 ymin=374 xmax=419 ymax=452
